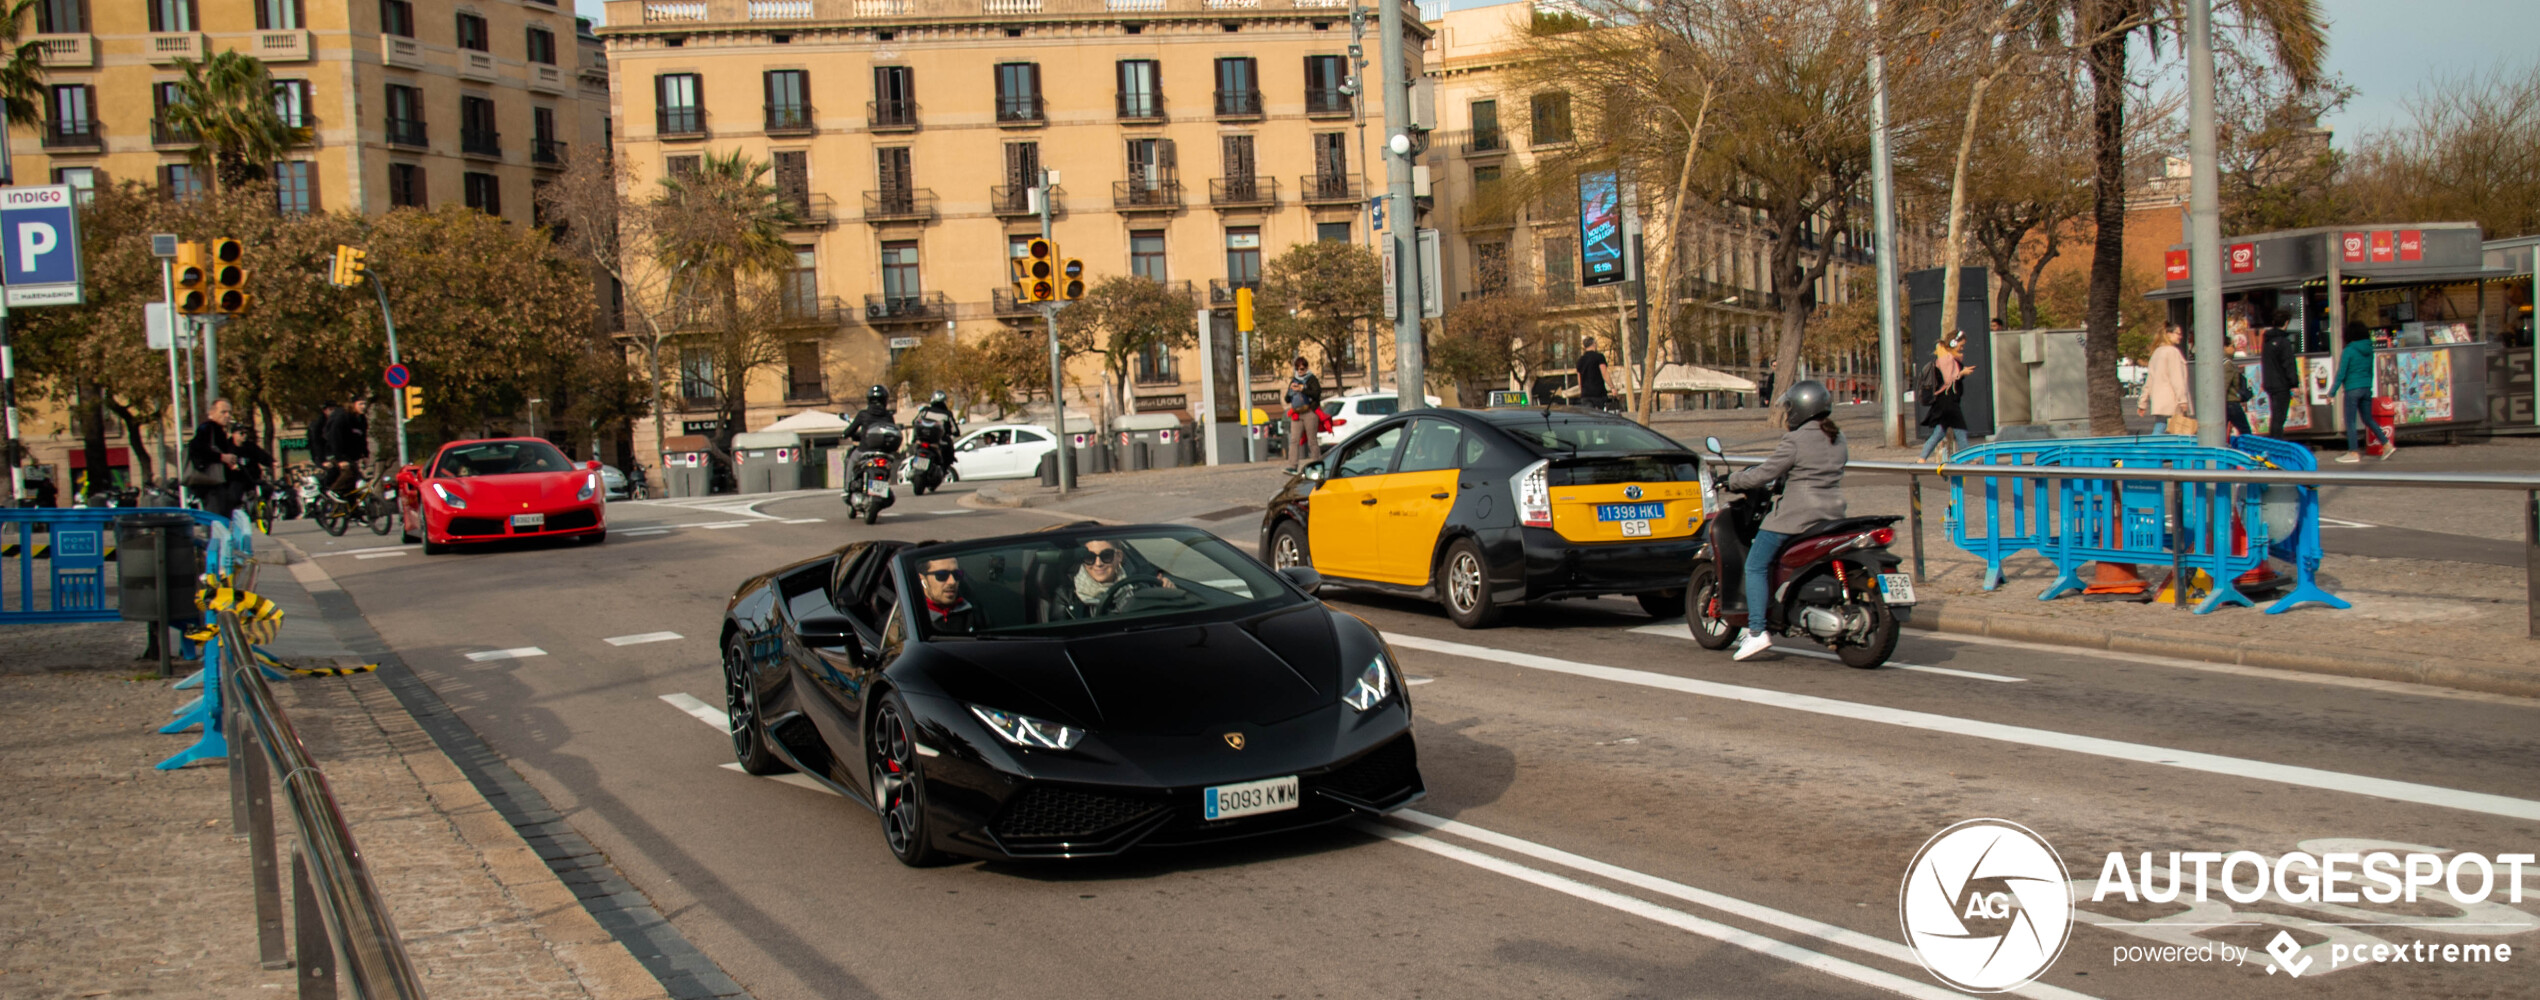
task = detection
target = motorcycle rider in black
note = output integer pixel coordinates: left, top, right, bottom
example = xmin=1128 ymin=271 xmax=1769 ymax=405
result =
xmin=913 ymin=390 xmax=959 ymax=472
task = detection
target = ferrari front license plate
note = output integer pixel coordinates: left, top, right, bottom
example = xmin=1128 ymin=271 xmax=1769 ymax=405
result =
xmin=1203 ymin=775 xmax=1298 ymax=821
xmin=511 ymin=513 xmax=544 ymax=529
xmin=1597 ymin=502 xmax=1668 ymax=522
xmin=1880 ymin=573 xmax=1917 ymax=605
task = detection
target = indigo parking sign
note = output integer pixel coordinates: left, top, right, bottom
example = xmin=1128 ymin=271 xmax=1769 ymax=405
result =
xmin=0 ymin=184 xmax=83 ymax=307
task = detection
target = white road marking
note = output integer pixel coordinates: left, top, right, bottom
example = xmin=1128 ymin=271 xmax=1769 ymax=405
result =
xmin=1627 ymin=622 xmax=2025 ymax=682
xmin=719 ymin=761 xmax=842 ymax=795
xmin=1407 ymin=676 xmax=1436 ymax=686
xmin=466 ymin=647 xmax=547 ymax=662
xmin=605 ymin=631 xmax=683 ymax=646
xmin=2317 ymin=516 xmax=2376 ymax=529
xmin=311 ymin=544 xmax=407 ymax=558
xmin=1361 ymin=823 xmax=1995 ymax=1000
xmin=780 ymin=518 xmax=826 ymax=524
xmin=620 ymin=529 xmax=671 ymax=537
xmin=703 ymin=523 xmax=750 ymax=530
xmin=1382 ymin=631 xmax=2540 ymax=822
xmin=659 ymin=692 xmax=729 ymax=731
xmin=1922 ymin=630 xmax=2536 ymax=705
xmin=355 ymin=551 xmax=407 ymax=560
xmin=1390 ymin=810 xmax=2097 ymax=1000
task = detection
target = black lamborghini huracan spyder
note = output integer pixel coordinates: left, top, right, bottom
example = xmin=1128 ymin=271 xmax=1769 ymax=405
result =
xmin=717 ymin=522 xmax=1425 ymax=865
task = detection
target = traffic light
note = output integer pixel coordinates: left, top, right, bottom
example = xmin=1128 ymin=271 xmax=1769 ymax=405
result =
xmin=1009 ymin=254 xmax=1035 ymax=306
xmin=173 ymin=241 xmax=210 ymax=314
xmin=1022 ymin=238 xmax=1057 ymax=302
xmin=210 ymin=237 xmax=250 ymax=315
xmin=404 ymin=386 xmax=423 ymax=420
xmin=330 ymin=244 xmax=368 ymax=287
xmin=1235 ymin=287 xmax=1255 ymax=331
xmin=1059 ymin=258 xmax=1085 ymax=300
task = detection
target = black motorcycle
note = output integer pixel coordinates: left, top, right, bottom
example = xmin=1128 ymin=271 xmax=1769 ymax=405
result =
xmin=842 ymin=423 xmax=902 ymax=525
xmin=903 ymin=411 xmax=957 ymax=495
xmin=1683 ymin=435 xmax=1911 ymax=668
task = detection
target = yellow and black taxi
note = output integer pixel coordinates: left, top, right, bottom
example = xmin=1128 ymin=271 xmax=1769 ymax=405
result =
xmin=1258 ymin=407 xmax=1705 ymax=628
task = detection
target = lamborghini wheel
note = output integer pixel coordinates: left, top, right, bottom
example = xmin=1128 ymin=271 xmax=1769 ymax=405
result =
xmin=870 ymin=694 xmax=943 ymax=867
xmin=723 ymin=638 xmax=787 ymax=775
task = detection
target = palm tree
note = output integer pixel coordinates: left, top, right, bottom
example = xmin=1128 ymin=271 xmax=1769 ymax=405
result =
xmin=0 ymin=0 xmax=47 ymax=141
xmin=2067 ymin=0 xmax=2323 ymax=432
xmin=650 ymin=150 xmax=800 ymax=451
xmin=162 ymin=50 xmax=310 ymax=190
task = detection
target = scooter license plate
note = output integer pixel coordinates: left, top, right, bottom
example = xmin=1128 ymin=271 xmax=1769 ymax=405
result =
xmin=1618 ymin=519 xmax=1651 ymax=537
xmin=867 ymin=483 xmax=891 ymax=498
xmin=1879 ymin=573 xmax=1917 ymax=605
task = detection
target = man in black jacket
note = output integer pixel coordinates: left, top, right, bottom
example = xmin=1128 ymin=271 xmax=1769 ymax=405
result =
xmin=326 ymin=398 xmax=371 ymax=497
xmin=2261 ymin=309 xmax=2301 ymax=437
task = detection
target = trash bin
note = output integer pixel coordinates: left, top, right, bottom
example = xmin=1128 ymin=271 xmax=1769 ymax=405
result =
xmin=732 ymin=431 xmax=805 ymax=493
xmin=115 ymin=513 xmax=201 ymax=625
xmin=1114 ymin=414 xmax=1187 ymax=470
xmin=2368 ymin=397 xmax=2399 ymax=457
xmin=1067 ymin=431 xmax=1109 ymax=475
xmin=667 ymin=452 xmax=712 ymax=497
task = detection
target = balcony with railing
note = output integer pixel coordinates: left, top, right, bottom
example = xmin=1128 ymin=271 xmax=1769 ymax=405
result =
xmin=532 ymin=137 xmax=568 ymax=167
xmin=643 ymin=0 xmax=708 ymax=20
xmin=867 ymin=99 xmax=918 ymax=131
xmin=749 ymin=0 xmax=816 ymax=17
xmin=996 ymin=95 xmax=1044 ymax=125
xmin=862 ymin=188 xmax=937 ymax=224
xmin=146 ymin=32 xmax=204 ymax=65
xmin=656 ymin=107 xmax=706 ymax=138
xmin=765 ymin=103 xmax=815 ymax=135
xmin=776 ymin=293 xmax=846 ymax=327
xmin=1207 ymin=278 xmax=1260 ymax=305
xmin=382 ymin=34 xmax=422 ymax=68
xmin=33 ymin=34 xmax=93 ymax=68
xmin=992 ymin=285 xmax=1038 ymax=319
xmin=1116 ymin=92 xmax=1165 ymax=122
xmin=1214 ymin=89 xmax=1262 ymax=118
xmin=42 ymin=119 xmax=99 ymax=150
xmin=1299 ymin=174 xmax=1360 ymax=204
xmin=1208 ymin=176 xmax=1277 ymax=210
xmin=529 ymin=63 xmax=567 ymax=95
xmin=1113 ymin=179 xmax=1183 ymax=212
xmin=1463 ymin=128 xmax=1505 ymax=157
xmin=461 ymin=128 xmax=502 ymax=158
xmin=386 ymin=117 xmax=429 ymax=148
xmin=865 ymin=291 xmax=949 ymax=322
xmin=990 ymin=184 xmax=1063 ymax=217
xmin=151 ymin=119 xmax=196 ymax=147
xmin=781 ymin=192 xmax=836 ymax=226
xmin=1304 ymin=87 xmax=1352 ymax=117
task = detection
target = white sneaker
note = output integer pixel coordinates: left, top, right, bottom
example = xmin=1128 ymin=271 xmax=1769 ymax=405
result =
xmin=1733 ymin=630 xmax=1774 ymax=661
xmin=2334 ymin=453 xmax=2360 ymax=464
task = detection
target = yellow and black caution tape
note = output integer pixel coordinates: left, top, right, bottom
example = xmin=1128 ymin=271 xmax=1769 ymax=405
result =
xmin=188 ymin=579 xmax=284 ymax=646
xmin=288 ymin=662 xmax=381 ymax=677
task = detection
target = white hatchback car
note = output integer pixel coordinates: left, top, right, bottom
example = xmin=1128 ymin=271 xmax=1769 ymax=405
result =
xmin=946 ymin=424 xmax=1062 ymax=481
xmin=1315 ymin=391 xmax=1446 ymax=447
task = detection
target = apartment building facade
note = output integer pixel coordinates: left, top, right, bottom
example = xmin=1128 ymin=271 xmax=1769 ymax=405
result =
xmin=599 ymin=0 xmax=1423 ymax=455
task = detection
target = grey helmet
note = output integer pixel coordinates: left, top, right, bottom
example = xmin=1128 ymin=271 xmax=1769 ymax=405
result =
xmin=1781 ymin=379 xmax=1832 ymax=429
xmin=930 ymin=390 xmax=948 ymax=405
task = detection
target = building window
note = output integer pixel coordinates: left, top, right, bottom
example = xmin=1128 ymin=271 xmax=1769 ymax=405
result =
xmin=1470 ymin=99 xmax=1500 ymax=151
xmin=1304 ymin=55 xmax=1349 ymax=115
xmin=385 ymin=84 xmax=425 ymax=146
xmin=872 ymin=65 xmax=915 ymax=126
xmin=526 ymin=26 xmax=557 ymax=65
xmin=463 ymin=172 xmax=500 ymax=215
xmin=656 ymin=73 xmax=702 ymax=135
xmin=379 ymin=0 xmax=412 ymax=37
xmin=781 ymin=247 xmax=819 ymax=322
xmin=874 ymin=147 xmax=913 ymax=213
xmin=52 ymin=166 xmax=97 ymax=205
xmin=1214 ymin=58 xmax=1259 ymax=116
xmin=880 ymin=240 xmax=921 ymax=305
xmin=665 ymin=154 xmax=700 ymax=179
xmin=1311 ymin=131 xmax=1347 ymax=188
xmin=1131 ymin=230 xmax=1166 ymax=282
xmin=271 ymin=79 xmax=311 ymax=129
xmin=773 ymin=149 xmax=810 ymax=216
xmin=995 ymin=62 xmax=1041 ymax=123
xmin=531 ymin=178 xmax=553 ymax=228
xmin=44 ymin=85 xmax=94 ymax=147
xmin=456 ymin=12 xmax=489 ymax=51
xmin=532 ymin=106 xmax=561 ymax=164
xmin=1317 ymin=221 xmax=1351 ymax=242
xmin=159 ymin=164 xmax=204 ymax=202
xmin=273 ymin=161 xmax=314 ymax=214
xmin=1530 ymin=91 xmax=1572 ymax=145
xmin=764 ymin=69 xmax=809 ymax=132
xmin=36 ymin=0 xmax=85 ymax=33
xmin=1003 ymin=141 xmax=1038 ymax=192
xmin=1117 ymin=59 xmax=1160 ymax=119
xmin=1135 ymin=342 xmax=1176 ymax=385
xmin=459 ymin=95 xmax=499 ymax=156
xmin=1473 ymin=239 xmax=1509 ymax=293
xmin=256 ymin=0 xmax=302 ymax=31
xmin=1225 ymin=227 xmax=1261 ymax=286
xmin=1541 ymin=234 xmax=1574 ymax=301
xmin=785 ymin=341 xmax=825 ymax=401
xmin=679 ymin=347 xmax=717 ymax=403
xmin=1127 ymin=137 xmax=1175 ymax=190
xmin=148 ymin=0 xmax=194 ymax=32
xmin=387 ymin=163 xmax=424 ymax=207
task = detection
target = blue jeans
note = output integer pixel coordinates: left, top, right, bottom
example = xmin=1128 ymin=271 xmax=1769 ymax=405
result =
xmin=2344 ymin=391 xmax=2387 ymax=451
xmin=1919 ymin=425 xmax=1967 ymax=460
xmin=1745 ymin=528 xmax=1791 ymax=634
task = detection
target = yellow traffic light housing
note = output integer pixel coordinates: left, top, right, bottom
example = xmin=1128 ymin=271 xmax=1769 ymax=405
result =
xmin=211 ymin=237 xmax=250 ymax=314
xmin=173 ymin=241 xmax=209 ymax=314
xmin=1023 ymin=238 xmax=1058 ymax=302
xmin=404 ymin=386 xmax=424 ymax=420
xmin=331 ymin=244 xmax=368 ymax=287
xmin=1059 ymin=258 xmax=1085 ymax=300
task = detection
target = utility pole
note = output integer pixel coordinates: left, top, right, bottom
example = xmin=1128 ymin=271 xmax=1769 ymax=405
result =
xmin=1039 ymin=168 xmax=1072 ymax=492
xmin=2186 ymin=0 xmax=2225 ymax=447
xmin=154 ymin=238 xmax=187 ymax=507
xmin=1377 ymin=0 xmax=1423 ymax=410
xmin=371 ymin=279 xmax=410 ymax=467
xmin=1867 ymin=0 xmax=1907 ymax=447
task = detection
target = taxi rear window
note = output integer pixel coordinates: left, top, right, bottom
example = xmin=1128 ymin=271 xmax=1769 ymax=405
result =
xmin=1489 ymin=416 xmax=1686 ymax=456
xmin=1552 ymin=456 xmax=1699 ymax=485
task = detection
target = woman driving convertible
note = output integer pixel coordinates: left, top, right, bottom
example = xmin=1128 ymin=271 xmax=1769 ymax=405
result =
xmin=1057 ymin=538 xmax=1180 ymax=619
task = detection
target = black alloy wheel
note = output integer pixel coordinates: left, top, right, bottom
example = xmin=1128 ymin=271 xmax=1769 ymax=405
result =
xmin=723 ymin=638 xmax=788 ymax=775
xmin=1683 ymin=565 xmax=1734 ymax=650
xmin=1837 ymin=597 xmax=1901 ymax=669
xmin=1438 ymin=537 xmax=1499 ymax=629
xmin=869 ymin=695 xmax=943 ymax=866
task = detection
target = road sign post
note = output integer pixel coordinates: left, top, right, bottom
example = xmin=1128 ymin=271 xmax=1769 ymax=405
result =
xmin=371 ymin=279 xmax=408 ymax=468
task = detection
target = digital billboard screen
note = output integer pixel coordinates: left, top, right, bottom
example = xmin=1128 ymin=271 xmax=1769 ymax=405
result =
xmin=1578 ymin=170 xmax=1625 ymax=287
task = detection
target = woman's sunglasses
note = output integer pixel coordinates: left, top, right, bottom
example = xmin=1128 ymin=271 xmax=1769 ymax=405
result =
xmin=1081 ymin=548 xmax=1124 ymax=566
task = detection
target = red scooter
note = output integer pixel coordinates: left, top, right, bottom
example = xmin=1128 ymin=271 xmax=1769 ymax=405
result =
xmin=1683 ymin=435 xmax=1912 ymax=668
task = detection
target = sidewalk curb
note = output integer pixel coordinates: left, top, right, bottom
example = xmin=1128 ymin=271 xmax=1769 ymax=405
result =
xmin=274 ymin=536 xmax=748 ymax=1000
xmin=1903 ymin=599 xmax=2540 ymax=699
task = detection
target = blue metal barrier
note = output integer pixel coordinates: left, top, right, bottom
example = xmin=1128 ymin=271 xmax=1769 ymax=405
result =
xmin=0 ymin=508 xmax=233 ymax=624
xmin=2224 ymin=435 xmax=2351 ymax=614
xmin=1942 ymin=441 xmax=2070 ymax=590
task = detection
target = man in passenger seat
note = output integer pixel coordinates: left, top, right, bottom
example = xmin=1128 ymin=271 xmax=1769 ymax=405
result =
xmin=916 ymin=555 xmax=981 ymax=634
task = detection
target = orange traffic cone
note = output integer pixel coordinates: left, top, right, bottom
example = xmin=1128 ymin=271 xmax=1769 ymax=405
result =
xmin=2227 ymin=512 xmax=2281 ymax=590
xmin=2082 ymin=560 xmax=2150 ymax=597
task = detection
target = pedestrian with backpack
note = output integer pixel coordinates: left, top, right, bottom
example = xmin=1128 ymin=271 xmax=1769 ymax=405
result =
xmin=1916 ymin=334 xmax=1973 ymax=462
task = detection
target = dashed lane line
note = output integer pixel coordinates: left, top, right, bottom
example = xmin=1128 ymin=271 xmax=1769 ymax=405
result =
xmin=1382 ymin=631 xmax=2540 ymax=822
xmin=605 ymin=631 xmax=683 ymax=646
xmin=659 ymin=692 xmax=729 ymax=730
xmin=355 ymin=551 xmax=408 ymax=560
xmin=465 ymin=647 xmax=547 ymax=662
xmin=310 ymin=544 xmax=408 ymax=558
xmin=1626 ymin=623 xmax=2025 ymax=682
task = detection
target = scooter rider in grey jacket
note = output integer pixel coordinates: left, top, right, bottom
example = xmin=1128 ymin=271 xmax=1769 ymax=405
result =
xmin=1724 ymin=380 xmax=1848 ymax=661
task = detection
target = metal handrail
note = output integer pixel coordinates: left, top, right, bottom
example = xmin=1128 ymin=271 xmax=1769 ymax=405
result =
xmin=221 ymin=613 xmax=428 ymax=999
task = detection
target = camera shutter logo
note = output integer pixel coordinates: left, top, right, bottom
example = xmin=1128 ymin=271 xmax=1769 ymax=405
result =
xmin=1900 ymin=819 xmax=2074 ymax=992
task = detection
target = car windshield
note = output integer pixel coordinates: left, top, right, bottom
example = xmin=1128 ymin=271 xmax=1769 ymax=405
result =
xmin=434 ymin=441 xmax=574 ymax=478
xmin=1487 ymin=414 xmax=1685 ymax=455
xmin=900 ymin=529 xmax=1303 ymax=639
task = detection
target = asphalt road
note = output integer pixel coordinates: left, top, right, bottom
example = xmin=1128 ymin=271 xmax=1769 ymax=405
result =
xmin=280 ymin=481 xmax=2540 ymax=1000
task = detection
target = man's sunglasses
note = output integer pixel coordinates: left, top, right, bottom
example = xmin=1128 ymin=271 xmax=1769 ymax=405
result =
xmin=1081 ymin=548 xmax=1124 ymax=565
xmin=919 ymin=569 xmax=962 ymax=582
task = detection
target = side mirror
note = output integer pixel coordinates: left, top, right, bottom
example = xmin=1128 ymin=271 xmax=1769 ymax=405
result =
xmin=1277 ymin=566 xmax=1322 ymax=592
xmin=1300 ymin=462 xmax=1326 ymax=482
xmin=395 ymin=465 xmax=420 ymax=486
xmin=587 ymin=460 xmax=602 ymax=470
xmin=796 ymin=613 xmax=857 ymax=648
xmin=1703 ymin=436 xmax=1723 ymax=456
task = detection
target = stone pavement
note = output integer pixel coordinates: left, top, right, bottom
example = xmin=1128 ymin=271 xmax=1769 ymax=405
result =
xmin=0 ymin=539 xmax=676 ymax=999
xmin=972 ymin=408 xmax=2540 ymax=698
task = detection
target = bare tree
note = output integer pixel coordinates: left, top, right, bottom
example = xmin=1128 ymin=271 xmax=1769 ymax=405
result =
xmin=538 ymin=152 xmax=706 ymax=470
xmin=2345 ymin=61 xmax=2540 ymax=242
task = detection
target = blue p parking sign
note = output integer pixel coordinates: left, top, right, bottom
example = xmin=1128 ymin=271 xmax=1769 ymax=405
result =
xmin=0 ymin=184 xmax=83 ymax=307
